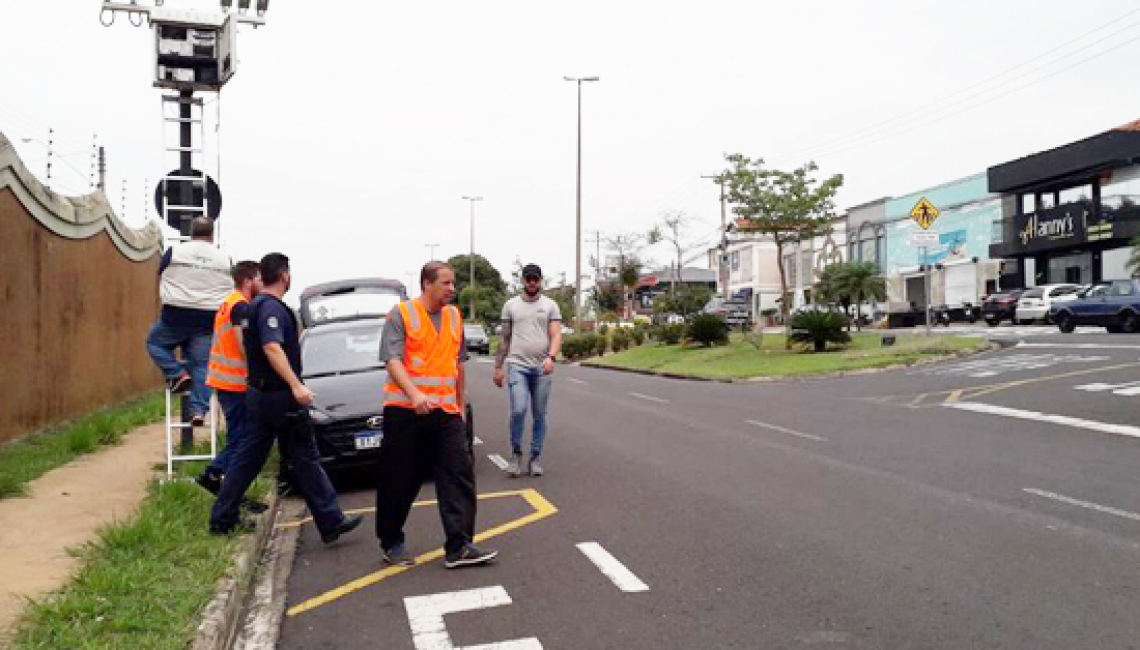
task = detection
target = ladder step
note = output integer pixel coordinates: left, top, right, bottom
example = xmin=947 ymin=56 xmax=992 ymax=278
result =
xmin=164 ymin=117 xmax=204 ymax=123
xmin=162 ymin=175 xmax=207 ymax=183
xmin=162 ymin=96 xmax=204 ymax=105
xmin=164 ymin=206 xmax=207 ymax=212
xmin=165 ymin=146 xmax=203 ymax=153
xmin=169 ymin=454 xmax=215 ymax=462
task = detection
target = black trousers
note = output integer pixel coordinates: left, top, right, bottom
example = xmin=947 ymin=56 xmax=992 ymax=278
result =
xmin=375 ymin=406 xmax=476 ymax=554
xmin=209 ymin=388 xmax=344 ymax=536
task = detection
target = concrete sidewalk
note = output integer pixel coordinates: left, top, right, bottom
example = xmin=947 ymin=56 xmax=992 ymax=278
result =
xmin=0 ymin=422 xmax=165 ymax=641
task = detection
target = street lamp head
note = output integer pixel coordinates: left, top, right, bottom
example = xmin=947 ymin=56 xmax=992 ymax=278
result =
xmin=462 ymin=196 xmax=483 ymax=202
xmin=582 ymin=76 xmax=600 ymax=82
xmin=564 ymin=76 xmax=600 ymax=82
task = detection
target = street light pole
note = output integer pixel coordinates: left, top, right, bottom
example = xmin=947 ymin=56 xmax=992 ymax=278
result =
xmin=426 ymin=243 xmax=439 ymax=260
xmin=564 ymin=75 xmax=599 ymax=332
xmin=462 ymin=196 xmax=482 ymax=321
xmin=21 ymin=129 xmax=53 ymax=190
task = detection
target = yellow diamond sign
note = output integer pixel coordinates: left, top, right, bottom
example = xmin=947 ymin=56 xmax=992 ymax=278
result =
xmin=910 ymin=197 xmax=940 ymax=229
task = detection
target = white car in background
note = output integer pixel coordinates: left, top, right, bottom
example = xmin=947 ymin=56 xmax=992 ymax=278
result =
xmin=1014 ymin=284 xmax=1081 ymax=324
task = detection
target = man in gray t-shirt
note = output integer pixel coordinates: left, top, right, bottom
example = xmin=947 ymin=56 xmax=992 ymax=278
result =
xmin=493 ymin=263 xmax=562 ymax=477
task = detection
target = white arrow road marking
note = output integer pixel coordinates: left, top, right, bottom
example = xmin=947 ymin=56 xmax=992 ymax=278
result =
xmin=567 ymin=377 xmax=589 ymax=385
xmin=473 ymin=436 xmax=483 ymax=445
xmin=746 ymin=419 xmax=829 ymax=442
xmin=576 ymin=542 xmax=650 ymax=592
xmin=629 ymin=392 xmax=669 ymax=404
xmin=946 ymin=402 xmax=1140 ymax=439
xmin=487 ymin=454 xmax=509 ymax=470
xmin=1024 ymin=488 xmax=1140 ymax=523
xmin=404 ymin=586 xmax=542 ymax=650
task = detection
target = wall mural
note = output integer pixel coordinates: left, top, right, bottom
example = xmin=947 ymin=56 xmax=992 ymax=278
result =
xmin=885 ymin=199 xmax=999 ymax=274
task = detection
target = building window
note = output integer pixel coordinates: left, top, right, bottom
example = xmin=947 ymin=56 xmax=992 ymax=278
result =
xmin=1021 ymin=193 xmax=1036 ymax=215
xmin=784 ymin=254 xmax=797 ymax=287
xmin=1039 ymin=192 xmax=1056 ymax=210
xmin=1059 ymin=184 xmax=1093 ymax=206
xmin=1101 ymin=166 xmax=1140 ymax=213
xmin=801 ymin=251 xmax=813 ymax=285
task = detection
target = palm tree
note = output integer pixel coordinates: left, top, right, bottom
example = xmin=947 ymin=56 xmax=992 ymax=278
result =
xmin=838 ymin=261 xmax=887 ymax=331
xmin=1127 ymin=235 xmax=1140 ymax=277
xmin=814 ymin=263 xmax=852 ymax=330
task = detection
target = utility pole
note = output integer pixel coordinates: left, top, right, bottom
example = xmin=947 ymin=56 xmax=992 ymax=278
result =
xmin=97 ymin=146 xmax=106 ymax=192
xmin=564 ymin=75 xmax=600 ymax=333
xmin=462 ymin=196 xmax=483 ymax=321
xmin=702 ymin=174 xmax=730 ymax=299
xmin=426 ymin=243 xmax=439 ymax=260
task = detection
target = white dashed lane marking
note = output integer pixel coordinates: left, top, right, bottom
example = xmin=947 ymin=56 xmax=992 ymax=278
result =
xmin=566 ymin=377 xmax=589 ymax=385
xmin=746 ymin=419 xmax=829 ymax=442
xmin=1024 ymin=488 xmax=1140 ymax=524
xmin=576 ymin=542 xmax=650 ymax=593
xmin=487 ymin=454 xmax=509 ymax=470
xmin=628 ymin=392 xmax=668 ymax=404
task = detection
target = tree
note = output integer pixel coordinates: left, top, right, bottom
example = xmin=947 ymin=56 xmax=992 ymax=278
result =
xmin=447 ymin=254 xmax=507 ymax=322
xmin=649 ymin=211 xmax=706 ymax=293
xmin=604 ymin=231 xmax=651 ymax=319
xmin=813 ymin=263 xmax=852 ymax=329
xmin=1127 ymin=235 xmax=1140 ymax=277
xmin=838 ymin=261 xmax=887 ymax=331
xmin=544 ymin=284 xmax=576 ymax=328
xmin=590 ymin=281 xmax=622 ymax=315
xmin=652 ymin=285 xmax=712 ymax=321
xmin=789 ymin=311 xmax=851 ymax=352
xmin=720 ymin=155 xmax=843 ymax=348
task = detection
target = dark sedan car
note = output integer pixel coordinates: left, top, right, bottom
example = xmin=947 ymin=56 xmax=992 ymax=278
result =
xmin=981 ymin=289 xmax=1025 ymax=327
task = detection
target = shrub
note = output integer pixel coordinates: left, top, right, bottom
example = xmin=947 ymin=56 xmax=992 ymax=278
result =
xmin=686 ymin=313 xmax=730 ymax=347
xmin=611 ymin=328 xmax=633 ymax=352
xmin=598 ymin=322 xmax=610 ymax=336
xmin=561 ymin=334 xmax=598 ymax=360
xmin=630 ymin=328 xmax=645 ymax=346
xmin=594 ymin=332 xmax=609 ymax=356
xmin=655 ymin=323 xmax=685 ymax=345
xmin=789 ymin=310 xmax=851 ymax=352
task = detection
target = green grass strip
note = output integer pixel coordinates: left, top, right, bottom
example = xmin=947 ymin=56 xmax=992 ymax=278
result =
xmin=584 ymin=333 xmax=986 ymax=380
xmin=0 ymin=392 xmax=165 ymax=499
xmin=10 ymin=478 xmax=243 ymax=650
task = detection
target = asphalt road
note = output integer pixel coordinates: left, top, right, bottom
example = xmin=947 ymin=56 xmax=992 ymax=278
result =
xmin=278 ymin=325 xmax=1140 ymax=649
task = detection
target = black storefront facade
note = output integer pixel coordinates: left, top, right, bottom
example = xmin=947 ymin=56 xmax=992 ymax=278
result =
xmin=988 ymin=120 xmax=1140 ymax=289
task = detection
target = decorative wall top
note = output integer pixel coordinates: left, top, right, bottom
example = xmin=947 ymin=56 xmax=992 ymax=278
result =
xmin=0 ymin=130 xmax=161 ymax=262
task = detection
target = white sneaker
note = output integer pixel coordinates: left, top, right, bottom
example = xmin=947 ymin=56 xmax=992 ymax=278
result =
xmin=507 ymin=453 xmax=522 ymax=478
xmin=527 ymin=457 xmax=543 ymax=477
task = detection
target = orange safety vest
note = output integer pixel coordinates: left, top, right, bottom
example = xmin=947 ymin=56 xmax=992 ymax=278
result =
xmin=383 ymin=298 xmax=462 ymax=415
xmin=206 ymin=291 xmax=249 ymax=392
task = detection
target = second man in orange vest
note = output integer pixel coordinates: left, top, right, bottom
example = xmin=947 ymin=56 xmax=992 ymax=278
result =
xmin=197 ymin=261 xmax=263 ymax=501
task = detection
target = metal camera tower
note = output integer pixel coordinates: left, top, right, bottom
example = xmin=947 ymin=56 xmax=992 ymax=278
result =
xmin=100 ymin=0 xmax=269 ymax=475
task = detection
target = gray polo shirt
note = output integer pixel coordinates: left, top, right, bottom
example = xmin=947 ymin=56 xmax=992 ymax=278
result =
xmin=379 ymin=303 xmax=468 ymax=364
xmin=500 ymin=294 xmax=561 ymax=368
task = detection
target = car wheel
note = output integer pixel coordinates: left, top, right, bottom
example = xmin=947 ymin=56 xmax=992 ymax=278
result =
xmin=1055 ymin=312 xmax=1076 ymax=333
xmin=985 ymin=318 xmax=999 ymax=328
xmin=1106 ymin=324 xmax=1123 ymax=334
xmin=1121 ymin=312 xmax=1140 ymax=334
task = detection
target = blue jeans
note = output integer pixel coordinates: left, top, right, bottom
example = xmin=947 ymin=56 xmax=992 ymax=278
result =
xmin=507 ymin=364 xmax=553 ymax=459
xmin=145 ymin=319 xmax=212 ymax=416
xmin=207 ymin=389 xmax=247 ymax=475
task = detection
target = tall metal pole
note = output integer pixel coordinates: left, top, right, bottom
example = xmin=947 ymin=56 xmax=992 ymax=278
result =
xmin=565 ymin=76 xmax=598 ymax=332
xmin=462 ymin=196 xmax=482 ymax=321
xmin=924 ymin=245 xmax=932 ymax=335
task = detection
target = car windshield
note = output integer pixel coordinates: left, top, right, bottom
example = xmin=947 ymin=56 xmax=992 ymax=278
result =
xmin=306 ymin=290 xmax=402 ymax=325
xmin=302 ymin=322 xmax=385 ymax=377
xmin=463 ymin=324 xmax=487 ymax=337
xmin=1021 ymin=288 xmax=1044 ymax=299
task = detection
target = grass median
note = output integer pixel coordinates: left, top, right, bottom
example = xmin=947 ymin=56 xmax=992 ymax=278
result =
xmin=10 ymin=449 xmax=272 ymax=650
xmin=582 ymin=332 xmax=987 ymax=380
xmin=0 ymin=392 xmax=165 ymax=499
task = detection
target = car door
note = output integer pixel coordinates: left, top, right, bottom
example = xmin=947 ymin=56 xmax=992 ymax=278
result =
xmin=1104 ymin=280 xmax=1136 ymax=319
xmin=1069 ymin=285 xmax=1107 ymax=323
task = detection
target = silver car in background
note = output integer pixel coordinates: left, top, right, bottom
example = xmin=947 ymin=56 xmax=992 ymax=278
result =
xmin=1014 ymin=284 xmax=1080 ymax=324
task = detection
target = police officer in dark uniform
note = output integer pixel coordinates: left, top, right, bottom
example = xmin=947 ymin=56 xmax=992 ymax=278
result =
xmin=209 ymin=253 xmax=362 ymax=542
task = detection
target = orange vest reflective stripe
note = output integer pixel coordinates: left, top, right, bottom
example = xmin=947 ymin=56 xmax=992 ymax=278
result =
xmin=206 ymin=291 xmax=249 ymax=392
xmin=383 ymin=299 xmax=462 ymax=415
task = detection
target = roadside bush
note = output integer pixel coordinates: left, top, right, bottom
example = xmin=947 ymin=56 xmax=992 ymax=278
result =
xmin=598 ymin=322 xmax=610 ymax=336
xmin=789 ymin=311 xmax=851 ymax=352
xmin=594 ymin=332 xmax=609 ymax=356
xmin=630 ymin=328 xmax=645 ymax=346
xmin=654 ymin=323 xmax=685 ymax=345
xmin=686 ymin=313 xmax=730 ymax=347
xmin=561 ymin=334 xmax=598 ymax=360
xmin=611 ymin=328 xmax=633 ymax=352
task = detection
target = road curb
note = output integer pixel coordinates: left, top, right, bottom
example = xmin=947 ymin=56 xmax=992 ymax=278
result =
xmin=189 ymin=491 xmax=281 ymax=650
xmin=577 ymin=340 xmax=1002 ymax=384
xmin=232 ymin=497 xmax=305 ymax=650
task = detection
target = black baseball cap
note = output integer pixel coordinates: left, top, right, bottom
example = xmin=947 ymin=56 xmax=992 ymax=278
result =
xmin=522 ymin=263 xmax=543 ymax=279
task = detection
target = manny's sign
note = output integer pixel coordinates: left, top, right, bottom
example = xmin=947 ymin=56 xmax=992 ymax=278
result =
xmin=1012 ymin=203 xmax=1107 ymax=253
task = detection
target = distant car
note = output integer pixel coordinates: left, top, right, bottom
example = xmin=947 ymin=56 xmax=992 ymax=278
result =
xmin=1013 ymin=284 xmax=1080 ymax=324
xmin=981 ymin=289 xmax=1025 ymax=326
xmin=298 ymin=279 xmax=474 ymax=476
xmin=463 ymin=322 xmax=490 ymax=355
xmin=1050 ymin=279 xmax=1140 ymax=333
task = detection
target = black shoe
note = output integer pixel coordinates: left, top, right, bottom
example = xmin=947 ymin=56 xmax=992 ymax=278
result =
xmin=381 ymin=542 xmax=416 ymax=566
xmin=241 ymin=497 xmax=269 ymax=514
xmin=195 ymin=470 xmax=222 ymax=496
xmin=167 ymin=374 xmax=192 ymax=394
xmin=444 ymin=543 xmax=498 ymax=569
xmin=321 ymin=514 xmax=363 ymax=544
xmin=209 ymin=519 xmax=256 ymax=536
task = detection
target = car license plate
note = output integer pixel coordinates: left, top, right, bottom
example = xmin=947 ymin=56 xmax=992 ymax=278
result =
xmin=355 ymin=432 xmax=382 ymax=450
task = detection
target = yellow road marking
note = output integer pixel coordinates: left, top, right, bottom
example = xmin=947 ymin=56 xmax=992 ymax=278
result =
xmin=946 ymin=389 xmax=962 ymax=404
xmin=276 ymin=489 xmax=531 ymax=530
xmin=285 ymin=488 xmax=558 ymax=617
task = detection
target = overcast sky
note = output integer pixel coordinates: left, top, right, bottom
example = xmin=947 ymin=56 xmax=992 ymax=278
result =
xmin=4 ymin=0 xmax=1140 ymax=298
